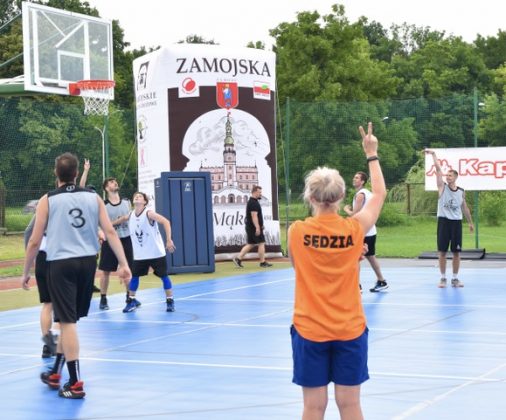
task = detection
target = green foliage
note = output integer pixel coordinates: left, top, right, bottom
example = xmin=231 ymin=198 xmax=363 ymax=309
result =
xmin=376 ymin=202 xmax=409 ymax=227
xmin=479 ymin=191 xmax=506 ymax=226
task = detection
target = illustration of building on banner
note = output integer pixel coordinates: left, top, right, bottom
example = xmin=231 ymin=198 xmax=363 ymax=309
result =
xmin=132 ymin=44 xmax=282 ymax=258
xmin=200 ymin=114 xmax=260 ymax=203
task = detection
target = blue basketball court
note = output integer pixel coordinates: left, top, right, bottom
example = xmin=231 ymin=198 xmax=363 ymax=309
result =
xmin=1 ymin=259 xmax=505 ymax=419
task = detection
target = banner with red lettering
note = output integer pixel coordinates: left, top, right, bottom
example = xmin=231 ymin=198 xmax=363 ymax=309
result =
xmin=133 ymin=44 xmax=282 ymax=259
xmin=425 ymin=147 xmax=506 ymax=191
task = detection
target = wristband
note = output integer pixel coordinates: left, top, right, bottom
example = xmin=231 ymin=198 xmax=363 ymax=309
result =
xmin=367 ymin=156 xmax=379 ymax=163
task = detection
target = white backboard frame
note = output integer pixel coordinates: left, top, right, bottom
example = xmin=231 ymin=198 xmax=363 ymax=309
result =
xmin=22 ymin=1 xmax=114 ymax=98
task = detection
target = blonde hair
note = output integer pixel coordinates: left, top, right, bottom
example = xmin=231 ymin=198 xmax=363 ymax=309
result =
xmin=303 ymin=166 xmax=345 ymax=209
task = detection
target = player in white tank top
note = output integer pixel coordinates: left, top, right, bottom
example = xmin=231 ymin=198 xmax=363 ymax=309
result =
xmin=344 ymin=171 xmax=388 ymax=293
xmin=124 ymin=192 xmax=177 ymax=313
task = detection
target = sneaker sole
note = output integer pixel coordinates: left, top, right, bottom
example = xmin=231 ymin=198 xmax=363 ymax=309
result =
xmin=370 ymin=286 xmax=388 ymax=292
xmin=99 ymin=305 xmax=109 ymax=310
xmin=41 ymin=376 xmax=60 ymax=390
xmin=233 ymin=259 xmax=243 ymax=268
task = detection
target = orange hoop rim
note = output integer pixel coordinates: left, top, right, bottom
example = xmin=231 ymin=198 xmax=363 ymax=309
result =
xmin=75 ymin=79 xmax=115 ymax=90
xmin=68 ymin=79 xmax=115 ymax=96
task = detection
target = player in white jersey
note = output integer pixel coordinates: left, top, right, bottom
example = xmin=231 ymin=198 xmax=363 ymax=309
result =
xmin=22 ymin=153 xmax=131 ymax=399
xmin=425 ymin=150 xmax=474 ymax=287
xmin=124 ymin=192 xmax=176 ymax=313
xmin=344 ymin=171 xmax=388 ymax=292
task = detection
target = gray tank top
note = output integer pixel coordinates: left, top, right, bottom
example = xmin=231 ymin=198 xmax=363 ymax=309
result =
xmin=105 ymin=198 xmax=131 ymax=238
xmin=437 ymin=184 xmax=464 ymax=220
xmin=45 ymin=184 xmax=100 ymax=261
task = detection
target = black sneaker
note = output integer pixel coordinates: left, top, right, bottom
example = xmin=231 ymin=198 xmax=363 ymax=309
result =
xmin=166 ymin=298 xmax=175 ymax=312
xmin=42 ymin=331 xmax=57 ymax=356
xmin=40 ymin=370 xmax=61 ymax=390
xmin=360 ymin=284 xmax=363 ymax=294
xmin=259 ymin=261 xmax=273 ymax=268
xmin=93 ymin=284 xmax=100 ymax=293
xmin=99 ymin=296 xmax=109 ymax=310
xmin=58 ymin=381 xmax=85 ymax=399
xmin=123 ymin=298 xmax=137 ymax=313
xmin=233 ymin=257 xmax=243 ymax=268
xmin=370 ymin=280 xmax=388 ymax=292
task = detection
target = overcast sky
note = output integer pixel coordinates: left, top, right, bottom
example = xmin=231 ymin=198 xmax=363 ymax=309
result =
xmin=87 ymin=0 xmax=504 ymax=50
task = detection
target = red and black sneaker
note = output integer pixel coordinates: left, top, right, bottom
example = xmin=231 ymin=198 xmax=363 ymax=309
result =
xmin=40 ymin=371 xmax=61 ymax=390
xmin=58 ymin=381 xmax=86 ymax=399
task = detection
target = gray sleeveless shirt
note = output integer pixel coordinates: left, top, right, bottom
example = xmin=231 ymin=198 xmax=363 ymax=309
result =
xmin=45 ymin=184 xmax=100 ymax=261
xmin=437 ymin=184 xmax=464 ymax=220
xmin=105 ymin=198 xmax=131 ymax=238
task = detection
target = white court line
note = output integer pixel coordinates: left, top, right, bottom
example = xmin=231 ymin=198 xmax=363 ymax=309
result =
xmin=0 ymin=352 xmax=503 ymax=384
xmin=392 ymin=363 xmax=506 ymax=420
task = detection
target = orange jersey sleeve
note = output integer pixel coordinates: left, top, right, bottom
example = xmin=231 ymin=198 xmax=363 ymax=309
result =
xmin=289 ymin=214 xmax=366 ymax=342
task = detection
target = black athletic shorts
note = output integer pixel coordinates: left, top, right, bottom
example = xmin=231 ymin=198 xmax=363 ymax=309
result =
xmin=47 ymin=256 xmax=97 ymax=323
xmin=98 ymin=236 xmax=133 ymax=272
xmin=35 ymin=251 xmax=51 ymax=303
xmin=132 ymin=256 xmax=168 ymax=277
xmin=437 ymin=217 xmax=462 ymax=253
xmin=246 ymin=226 xmax=265 ymax=245
xmin=364 ymin=235 xmax=376 ymax=257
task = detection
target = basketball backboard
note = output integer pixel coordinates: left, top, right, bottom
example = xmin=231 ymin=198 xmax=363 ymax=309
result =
xmin=21 ymin=1 xmax=114 ymax=97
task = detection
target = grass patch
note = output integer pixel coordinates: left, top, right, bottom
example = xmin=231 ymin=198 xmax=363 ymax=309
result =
xmin=0 ymin=234 xmax=25 ymax=260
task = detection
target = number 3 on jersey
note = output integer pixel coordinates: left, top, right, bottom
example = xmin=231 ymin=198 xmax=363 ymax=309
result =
xmin=69 ymin=208 xmax=86 ymax=228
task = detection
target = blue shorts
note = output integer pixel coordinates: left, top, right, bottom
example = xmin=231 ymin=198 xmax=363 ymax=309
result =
xmin=291 ymin=325 xmax=369 ymax=387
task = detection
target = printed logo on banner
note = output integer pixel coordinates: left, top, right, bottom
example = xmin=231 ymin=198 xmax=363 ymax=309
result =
xmin=178 ymin=77 xmax=200 ymax=98
xmin=137 ymin=115 xmax=148 ymax=144
xmin=216 ymin=82 xmax=239 ymax=109
xmin=253 ymin=81 xmax=271 ymax=100
xmin=137 ymin=62 xmax=149 ymax=91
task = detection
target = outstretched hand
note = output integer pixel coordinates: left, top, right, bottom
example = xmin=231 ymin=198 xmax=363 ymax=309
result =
xmin=359 ymin=122 xmax=378 ymax=157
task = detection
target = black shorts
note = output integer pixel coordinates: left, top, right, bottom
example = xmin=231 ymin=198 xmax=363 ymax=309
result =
xmin=98 ymin=236 xmax=133 ymax=272
xmin=47 ymin=256 xmax=97 ymax=323
xmin=132 ymin=256 xmax=168 ymax=277
xmin=35 ymin=251 xmax=51 ymax=303
xmin=437 ymin=217 xmax=462 ymax=253
xmin=246 ymin=226 xmax=265 ymax=245
xmin=364 ymin=235 xmax=376 ymax=257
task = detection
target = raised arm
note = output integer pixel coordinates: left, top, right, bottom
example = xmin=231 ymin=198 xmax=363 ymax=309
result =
xmin=79 ymin=159 xmax=90 ymax=188
xmin=351 ymin=123 xmax=386 ymax=234
xmin=425 ymin=149 xmax=444 ymax=196
xmin=147 ymin=210 xmax=176 ymax=253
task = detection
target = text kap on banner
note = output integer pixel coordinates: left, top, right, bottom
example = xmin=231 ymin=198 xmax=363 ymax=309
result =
xmin=425 ymin=147 xmax=506 ymax=191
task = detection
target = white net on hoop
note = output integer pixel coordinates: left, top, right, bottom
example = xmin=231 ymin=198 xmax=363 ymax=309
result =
xmin=77 ymin=81 xmax=115 ymax=116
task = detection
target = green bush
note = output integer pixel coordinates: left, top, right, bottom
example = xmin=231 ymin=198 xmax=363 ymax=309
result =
xmin=376 ymin=202 xmax=409 ymax=227
xmin=479 ymin=192 xmax=506 ymax=226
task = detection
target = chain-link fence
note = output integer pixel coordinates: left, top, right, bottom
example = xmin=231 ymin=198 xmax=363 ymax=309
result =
xmin=278 ymin=93 xmax=480 ymax=222
xmin=0 ymin=96 xmax=137 ymax=232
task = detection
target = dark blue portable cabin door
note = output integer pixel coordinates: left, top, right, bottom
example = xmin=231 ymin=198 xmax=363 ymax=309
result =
xmin=155 ymin=172 xmax=215 ymax=274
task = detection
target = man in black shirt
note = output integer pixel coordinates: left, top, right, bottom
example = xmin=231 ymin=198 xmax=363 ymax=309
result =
xmin=233 ymin=185 xmax=272 ymax=268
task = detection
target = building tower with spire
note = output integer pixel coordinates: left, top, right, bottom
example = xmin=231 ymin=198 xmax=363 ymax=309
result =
xmin=200 ymin=113 xmax=259 ymax=205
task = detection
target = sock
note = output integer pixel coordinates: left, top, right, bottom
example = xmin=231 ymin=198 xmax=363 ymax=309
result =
xmin=52 ymin=353 xmax=65 ymax=374
xmin=452 ymin=273 xmax=458 ymax=279
xmin=166 ymin=296 xmax=174 ymax=302
xmin=67 ymin=360 xmax=80 ymax=385
xmin=100 ymin=294 xmax=106 ymax=298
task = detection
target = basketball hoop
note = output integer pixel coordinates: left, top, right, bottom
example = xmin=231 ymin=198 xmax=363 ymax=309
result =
xmin=68 ymin=80 xmax=115 ymax=116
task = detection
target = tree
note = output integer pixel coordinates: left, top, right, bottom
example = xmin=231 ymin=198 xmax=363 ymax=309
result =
xmin=271 ymin=4 xmax=400 ymax=104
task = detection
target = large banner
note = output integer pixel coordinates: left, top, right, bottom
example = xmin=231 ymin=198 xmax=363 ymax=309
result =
xmin=133 ymin=44 xmax=282 ymax=258
xmin=425 ymin=147 xmax=506 ymax=191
